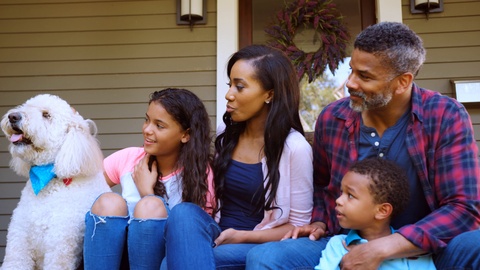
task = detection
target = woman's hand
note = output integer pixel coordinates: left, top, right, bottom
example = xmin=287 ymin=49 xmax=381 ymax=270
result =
xmin=214 ymin=228 xmax=243 ymax=246
xmin=133 ymin=153 xmax=157 ymax=197
xmin=281 ymin=221 xmax=327 ymax=240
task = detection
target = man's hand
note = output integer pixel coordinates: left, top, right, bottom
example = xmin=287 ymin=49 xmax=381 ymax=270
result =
xmin=281 ymin=221 xmax=326 ymax=240
xmin=340 ymin=240 xmax=382 ymax=270
xmin=340 ymin=233 xmax=424 ymax=270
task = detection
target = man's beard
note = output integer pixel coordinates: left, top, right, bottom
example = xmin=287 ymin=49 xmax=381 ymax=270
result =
xmin=348 ymin=88 xmax=393 ymax=112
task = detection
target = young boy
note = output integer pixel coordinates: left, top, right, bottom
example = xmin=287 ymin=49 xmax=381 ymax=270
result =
xmin=315 ymin=158 xmax=435 ymax=270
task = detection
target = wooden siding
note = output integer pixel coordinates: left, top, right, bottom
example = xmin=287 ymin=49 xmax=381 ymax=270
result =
xmin=402 ymin=0 xmax=480 ymax=147
xmin=0 ymin=0 xmax=217 ymax=263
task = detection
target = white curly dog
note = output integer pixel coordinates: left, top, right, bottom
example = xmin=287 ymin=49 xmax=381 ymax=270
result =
xmin=0 ymin=94 xmax=111 ymax=270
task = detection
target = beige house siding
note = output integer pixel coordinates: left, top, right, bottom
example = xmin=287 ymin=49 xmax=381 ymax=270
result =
xmin=0 ymin=0 xmax=217 ymax=263
xmin=402 ymin=0 xmax=480 ymax=150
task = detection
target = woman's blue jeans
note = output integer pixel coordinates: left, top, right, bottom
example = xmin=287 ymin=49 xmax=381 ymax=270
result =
xmin=246 ymin=237 xmax=329 ymax=270
xmin=246 ymin=229 xmax=480 ymax=270
xmin=162 ymin=202 xmax=259 ymax=270
xmin=83 ymin=197 xmax=170 ymax=270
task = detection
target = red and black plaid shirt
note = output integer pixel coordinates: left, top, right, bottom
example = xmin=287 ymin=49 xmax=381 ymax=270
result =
xmin=312 ymin=84 xmax=480 ymax=253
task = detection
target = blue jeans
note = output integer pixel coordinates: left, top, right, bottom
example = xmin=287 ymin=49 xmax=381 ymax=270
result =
xmin=83 ymin=213 xmax=129 ymax=269
xmin=83 ymin=196 xmax=170 ymax=270
xmin=246 ymin=237 xmax=329 ymax=270
xmin=162 ymin=202 xmax=259 ymax=270
xmin=434 ymin=229 xmax=480 ymax=270
xmin=247 ymin=230 xmax=480 ymax=270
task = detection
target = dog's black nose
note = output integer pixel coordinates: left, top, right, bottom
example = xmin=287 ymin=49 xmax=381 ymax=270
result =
xmin=8 ymin=112 xmax=22 ymax=124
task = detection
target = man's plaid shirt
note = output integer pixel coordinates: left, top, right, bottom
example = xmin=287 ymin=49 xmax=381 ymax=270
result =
xmin=312 ymin=83 xmax=480 ymax=253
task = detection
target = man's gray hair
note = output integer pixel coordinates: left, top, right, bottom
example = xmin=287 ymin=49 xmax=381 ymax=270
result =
xmin=354 ymin=22 xmax=426 ymax=77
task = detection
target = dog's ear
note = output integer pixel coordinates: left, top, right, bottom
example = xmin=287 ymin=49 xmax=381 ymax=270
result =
xmin=86 ymin=119 xmax=98 ymax=136
xmin=54 ymin=118 xmax=103 ymax=178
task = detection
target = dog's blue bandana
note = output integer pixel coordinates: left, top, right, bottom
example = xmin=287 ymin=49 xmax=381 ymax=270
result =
xmin=30 ymin=164 xmax=57 ymax=195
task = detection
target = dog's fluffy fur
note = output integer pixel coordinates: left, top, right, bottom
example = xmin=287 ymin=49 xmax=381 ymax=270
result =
xmin=0 ymin=94 xmax=111 ymax=270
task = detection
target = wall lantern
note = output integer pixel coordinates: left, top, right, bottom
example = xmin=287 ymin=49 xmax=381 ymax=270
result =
xmin=177 ymin=0 xmax=207 ymax=30
xmin=410 ymin=0 xmax=443 ymax=19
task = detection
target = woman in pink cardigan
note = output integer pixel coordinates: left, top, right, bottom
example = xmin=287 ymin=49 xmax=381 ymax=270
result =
xmin=161 ymin=45 xmax=314 ymax=270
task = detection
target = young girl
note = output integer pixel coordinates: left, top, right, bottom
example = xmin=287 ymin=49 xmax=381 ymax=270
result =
xmin=161 ymin=45 xmax=314 ymax=269
xmin=83 ymin=88 xmax=214 ymax=269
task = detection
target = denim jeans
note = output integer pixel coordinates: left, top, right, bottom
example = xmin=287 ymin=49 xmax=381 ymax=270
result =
xmin=83 ymin=213 xmax=129 ymax=269
xmin=247 ymin=229 xmax=480 ymax=270
xmin=246 ymin=237 xmax=329 ymax=270
xmin=83 ymin=196 xmax=170 ymax=270
xmin=434 ymin=229 xmax=480 ymax=270
xmin=162 ymin=202 xmax=260 ymax=270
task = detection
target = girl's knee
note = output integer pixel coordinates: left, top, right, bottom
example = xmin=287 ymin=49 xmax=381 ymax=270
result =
xmin=170 ymin=202 xmax=199 ymax=217
xmin=134 ymin=196 xmax=168 ymax=219
xmin=91 ymin=192 xmax=127 ymax=216
xmin=168 ymin=202 xmax=213 ymax=229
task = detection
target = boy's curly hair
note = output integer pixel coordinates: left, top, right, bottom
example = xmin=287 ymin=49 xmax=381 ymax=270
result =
xmin=349 ymin=158 xmax=410 ymax=218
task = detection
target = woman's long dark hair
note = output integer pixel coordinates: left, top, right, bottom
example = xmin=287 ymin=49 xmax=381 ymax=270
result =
xmin=149 ymin=88 xmax=212 ymax=209
xmin=213 ymin=45 xmax=304 ymax=215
